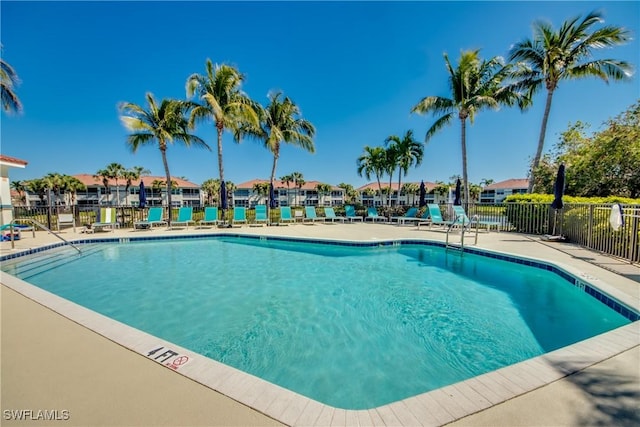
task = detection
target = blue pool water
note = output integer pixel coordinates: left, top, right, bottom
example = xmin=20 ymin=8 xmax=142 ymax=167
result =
xmin=2 ymin=236 xmax=631 ymax=409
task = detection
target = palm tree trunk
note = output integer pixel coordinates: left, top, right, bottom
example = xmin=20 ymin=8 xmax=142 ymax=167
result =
xmin=217 ymin=125 xmax=225 ymax=182
xmin=160 ymin=147 xmax=173 ymax=224
xmin=528 ymin=89 xmax=555 ymax=193
xmin=460 ymin=117 xmax=470 ymax=205
xmin=397 ymin=171 xmax=402 ymax=207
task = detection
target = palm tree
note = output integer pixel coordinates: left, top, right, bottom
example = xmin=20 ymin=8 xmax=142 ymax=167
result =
xmin=94 ymin=168 xmax=111 ymax=204
xmin=25 ymin=179 xmax=47 ymax=205
xmin=338 ymin=183 xmax=358 ymax=205
xmin=1 ymin=49 xmax=22 ymax=114
xmin=253 ymin=182 xmax=270 ymax=205
xmin=186 ymin=60 xmax=260 ymax=185
xmin=384 ymin=147 xmax=398 ymax=207
xmin=11 ymin=180 xmax=26 ymax=204
xmin=357 ymin=146 xmax=387 ymax=206
xmin=63 ymin=176 xmax=86 ymax=206
xmin=43 ymin=173 xmax=65 ymax=205
xmin=290 ymin=171 xmax=304 ymax=206
xmin=104 ymin=162 xmax=125 ymax=205
xmin=201 ymin=178 xmax=220 ymax=205
xmin=315 ymin=183 xmax=332 ymax=206
xmin=119 ymin=93 xmax=209 ymax=222
xmin=509 ymin=11 xmax=632 ymax=192
xmin=256 ymin=92 xmax=316 ymax=189
xmin=385 ymin=130 xmax=424 ymax=206
xmin=411 ymin=50 xmax=527 ymax=204
xmin=280 ymin=174 xmax=293 ymax=206
xmin=402 ymin=182 xmax=420 ymax=206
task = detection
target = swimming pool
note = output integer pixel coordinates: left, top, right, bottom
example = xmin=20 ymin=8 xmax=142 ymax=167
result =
xmin=1 ymin=234 xmax=636 ymax=411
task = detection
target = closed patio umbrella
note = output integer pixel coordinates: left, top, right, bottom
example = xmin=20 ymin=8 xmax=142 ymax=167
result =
xmin=220 ymin=180 xmax=228 ymax=226
xmin=454 ymin=179 xmax=462 ymax=206
xmin=139 ymin=180 xmax=147 ymax=208
xmin=419 ymin=180 xmax=426 ymax=207
xmin=550 ymin=164 xmax=565 ymax=237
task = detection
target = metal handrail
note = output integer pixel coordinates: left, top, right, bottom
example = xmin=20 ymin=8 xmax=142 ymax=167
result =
xmin=9 ymin=218 xmax=82 ymax=254
xmin=445 ymin=214 xmax=480 ymax=253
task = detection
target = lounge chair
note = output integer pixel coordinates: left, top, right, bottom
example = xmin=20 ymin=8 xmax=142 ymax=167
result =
xmin=198 ymin=206 xmax=221 ymax=228
xmin=365 ymin=207 xmax=386 ymax=222
xmin=170 ymin=207 xmax=194 ymax=230
xmin=0 ymin=223 xmax=33 ymax=241
xmin=391 ymin=207 xmax=420 ymax=225
xmin=91 ymin=207 xmax=119 ymax=232
xmin=417 ymin=204 xmax=451 ymax=229
xmin=252 ymin=204 xmax=268 ymax=226
xmin=324 ymin=207 xmax=345 ymax=223
xmin=304 ymin=206 xmax=322 ymax=223
xmin=294 ymin=209 xmax=304 ymax=222
xmin=134 ymin=207 xmax=168 ymax=230
xmin=345 ymin=205 xmax=363 ymax=222
xmin=452 ymin=205 xmax=501 ymax=231
xmin=278 ymin=206 xmax=295 ymax=225
xmin=57 ymin=213 xmax=76 ymax=232
xmin=232 ymin=207 xmax=247 ymax=226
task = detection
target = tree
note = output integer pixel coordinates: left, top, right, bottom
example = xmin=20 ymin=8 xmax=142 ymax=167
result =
xmin=280 ymin=174 xmax=293 ymax=206
xmin=338 ymin=183 xmax=358 ymax=204
xmin=315 ymin=183 xmax=332 ymax=206
xmin=256 ymin=92 xmax=316 ymax=189
xmin=122 ymin=168 xmax=141 ymax=206
xmin=509 ymin=11 xmax=632 ymax=192
xmin=479 ymin=178 xmax=494 ymax=188
xmin=104 ymin=162 xmax=125 ymax=205
xmin=63 ymin=176 xmax=86 ymax=205
xmin=385 ymin=130 xmax=424 ymax=206
xmin=253 ymin=182 xmax=270 ymax=204
xmin=25 ymin=179 xmax=47 ymax=204
xmin=357 ymin=146 xmax=387 ymax=206
xmin=535 ymin=102 xmax=640 ymax=198
xmin=412 ymin=50 xmax=527 ymax=205
xmin=11 ymin=180 xmax=26 ymax=204
xmin=186 ymin=60 xmax=259 ymax=185
xmin=43 ymin=173 xmax=65 ymax=205
xmin=1 ymin=49 xmax=22 ymax=114
xmin=201 ymin=178 xmax=220 ymax=205
xmin=290 ymin=171 xmax=304 ymax=206
xmin=94 ymin=168 xmax=111 ymax=203
xmin=402 ymin=182 xmax=420 ymax=206
xmin=119 ymin=93 xmax=209 ymax=222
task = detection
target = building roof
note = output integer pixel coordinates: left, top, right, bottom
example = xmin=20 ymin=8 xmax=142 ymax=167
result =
xmin=483 ymin=179 xmax=529 ymax=190
xmin=356 ymin=181 xmax=438 ymax=192
xmin=73 ymin=174 xmax=199 ymax=189
xmin=236 ymin=179 xmax=343 ymax=191
xmin=0 ymin=154 xmax=28 ymax=167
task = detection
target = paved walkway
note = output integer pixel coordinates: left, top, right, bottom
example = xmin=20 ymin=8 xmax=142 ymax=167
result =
xmin=1 ymin=224 xmax=639 ymax=426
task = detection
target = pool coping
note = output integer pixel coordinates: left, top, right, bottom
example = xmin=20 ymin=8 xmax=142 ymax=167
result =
xmin=1 ymin=233 xmax=639 ymax=426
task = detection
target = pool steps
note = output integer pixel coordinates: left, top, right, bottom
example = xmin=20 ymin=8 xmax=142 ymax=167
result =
xmin=2 ymin=244 xmax=102 ymax=280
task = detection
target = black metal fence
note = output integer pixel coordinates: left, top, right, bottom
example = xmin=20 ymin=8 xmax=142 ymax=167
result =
xmin=12 ymin=202 xmax=639 ymax=264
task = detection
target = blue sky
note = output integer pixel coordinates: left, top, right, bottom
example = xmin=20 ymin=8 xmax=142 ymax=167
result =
xmin=2 ymin=1 xmax=639 ymax=188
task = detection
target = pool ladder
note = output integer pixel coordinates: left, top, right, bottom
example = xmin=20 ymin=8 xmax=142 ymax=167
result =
xmin=445 ymin=214 xmax=479 ymax=254
xmin=7 ymin=218 xmax=82 ymax=254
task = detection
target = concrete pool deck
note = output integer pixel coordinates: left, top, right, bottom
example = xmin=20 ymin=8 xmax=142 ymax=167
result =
xmin=1 ymin=223 xmax=639 ymax=426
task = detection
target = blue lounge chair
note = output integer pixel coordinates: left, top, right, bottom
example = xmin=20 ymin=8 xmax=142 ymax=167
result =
xmin=324 ymin=207 xmax=345 ymax=223
xmin=391 ymin=207 xmax=420 ymax=225
xmin=417 ymin=204 xmax=450 ymax=229
xmin=0 ymin=223 xmax=33 ymax=241
xmin=232 ymin=207 xmax=247 ymax=226
xmin=278 ymin=206 xmax=295 ymax=224
xmin=170 ymin=207 xmax=194 ymax=230
xmin=253 ymin=204 xmax=268 ymax=226
xmin=134 ymin=207 xmax=167 ymax=230
xmin=365 ymin=207 xmax=386 ymax=222
xmin=198 ymin=207 xmax=221 ymax=227
xmin=91 ymin=207 xmax=119 ymax=232
xmin=452 ymin=205 xmax=501 ymax=231
xmin=304 ymin=206 xmax=322 ymax=223
xmin=345 ymin=205 xmax=363 ymax=222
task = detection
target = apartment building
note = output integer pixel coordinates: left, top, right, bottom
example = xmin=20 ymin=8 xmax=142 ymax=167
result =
xmin=234 ymin=179 xmax=345 ymax=207
xmin=356 ymin=181 xmax=444 ymax=206
xmin=479 ymin=179 xmax=529 ymax=203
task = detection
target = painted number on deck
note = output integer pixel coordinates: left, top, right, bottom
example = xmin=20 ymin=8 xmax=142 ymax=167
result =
xmin=147 ymin=347 xmax=190 ymax=370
